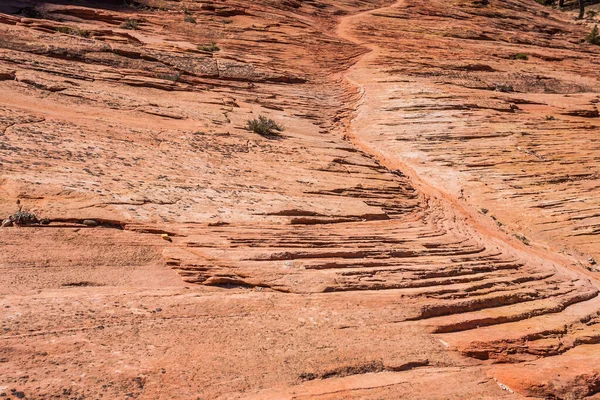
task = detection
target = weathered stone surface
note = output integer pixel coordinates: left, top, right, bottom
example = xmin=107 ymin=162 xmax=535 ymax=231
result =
xmin=0 ymin=0 xmax=599 ymax=399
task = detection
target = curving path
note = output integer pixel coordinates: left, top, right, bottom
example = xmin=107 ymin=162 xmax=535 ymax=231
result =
xmin=333 ymin=0 xmax=600 ymax=398
xmin=1 ymin=0 xmax=600 ymax=398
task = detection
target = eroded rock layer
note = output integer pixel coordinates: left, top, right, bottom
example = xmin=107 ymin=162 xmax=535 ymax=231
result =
xmin=1 ymin=0 xmax=599 ymax=398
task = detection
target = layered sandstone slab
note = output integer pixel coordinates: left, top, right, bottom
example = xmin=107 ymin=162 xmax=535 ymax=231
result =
xmin=1 ymin=0 xmax=599 ymax=398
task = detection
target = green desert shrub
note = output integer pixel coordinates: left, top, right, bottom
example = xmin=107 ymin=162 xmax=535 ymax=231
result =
xmin=120 ymin=19 xmax=140 ymax=30
xmin=55 ymin=26 xmax=90 ymax=37
xmin=198 ymin=41 xmax=220 ymax=52
xmin=247 ymin=116 xmax=283 ymax=136
xmin=7 ymin=210 xmax=39 ymax=226
xmin=512 ymin=53 xmax=528 ymax=60
xmin=494 ymin=83 xmax=514 ymax=93
xmin=586 ymin=25 xmax=600 ymax=45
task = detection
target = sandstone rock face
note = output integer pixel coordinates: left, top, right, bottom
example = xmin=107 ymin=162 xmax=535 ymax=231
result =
xmin=1 ymin=0 xmax=599 ymax=398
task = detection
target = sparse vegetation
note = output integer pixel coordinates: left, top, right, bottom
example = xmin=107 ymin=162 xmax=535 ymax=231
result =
xmin=494 ymin=83 xmax=514 ymax=93
xmin=198 ymin=41 xmax=220 ymax=53
xmin=586 ymin=25 xmax=600 ymax=45
xmin=537 ymin=0 xmax=586 ymax=20
xmin=6 ymin=210 xmax=39 ymax=226
xmin=124 ymin=0 xmax=169 ymax=11
xmin=19 ymin=7 xmax=43 ymax=19
xmin=55 ymin=26 xmax=91 ymax=38
xmin=490 ymin=215 xmax=503 ymax=227
xmin=159 ymin=71 xmax=182 ymax=82
xmin=514 ymin=233 xmax=531 ymax=246
xmin=184 ymin=14 xmax=196 ymax=24
xmin=512 ymin=53 xmax=529 ymax=60
xmin=120 ymin=19 xmax=140 ymax=30
xmin=247 ymin=116 xmax=284 ymax=136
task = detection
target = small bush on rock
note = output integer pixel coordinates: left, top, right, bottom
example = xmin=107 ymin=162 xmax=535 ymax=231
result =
xmin=247 ymin=116 xmax=283 ymax=136
xmin=586 ymin=25 xmax=600 ymax=45
xmin=121 ymin=19 xmax=140 ymax=30
xmin=4 ymin=210 xmax=39 ymax=227
xmin=55 ymin=26 xmax=90 ymax=38
xmin=494 ymin=83 xmax=514 ymax=93
xmin=198 ymin=41 xmax=220 ymax=53
xmin=512 ymin=53 xmax=528 ymax=60
xmin=159 ymin=71 xmax=182 ymax=82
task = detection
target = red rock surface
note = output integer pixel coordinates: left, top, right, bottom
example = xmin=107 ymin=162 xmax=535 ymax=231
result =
xmin=1 ymin=0 xmax=599 ymax=398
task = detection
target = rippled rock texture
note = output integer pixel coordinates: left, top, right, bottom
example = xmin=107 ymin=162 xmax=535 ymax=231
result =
xmin=1 ymin=0 xmax=600 ymax=398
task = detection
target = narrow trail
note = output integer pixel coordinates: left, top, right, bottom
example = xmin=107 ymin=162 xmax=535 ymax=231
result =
xmin=334 ymin=0 xmax=598 ymax=280
xmin=335 ymin=1 xmax=517 ymax=245
xmin=332 ymin=3 xmax=600 ymax=397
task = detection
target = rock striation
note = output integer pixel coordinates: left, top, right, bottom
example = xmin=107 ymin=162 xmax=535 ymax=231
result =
xmin=1 ymin=0 xmax=600 ymax=398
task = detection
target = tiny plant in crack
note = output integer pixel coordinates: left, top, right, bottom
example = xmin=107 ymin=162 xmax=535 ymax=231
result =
xmin=184 ymin=14 xmax=196 ymax=24
xmin=494 ymin=83 xmax=514 ymax=93
xmin=120 ymin=19 xmax=140 ymax=30
xmin=247 ymin=116 xmax=284 ymax=137
xmin=2 ymin=200 xmax=45 ymax=227
xmin=586 ymin=25 xmax=600 ymax=45
xmin=511 ymin=53 xmax=528 ymax=60
xmin=55 ymin=26 xmax=91 ymax=38
xmin=198 ymin=41 xmax=220 ymax=53
xmin=3 ymin=210 xmax=39 ymax=227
